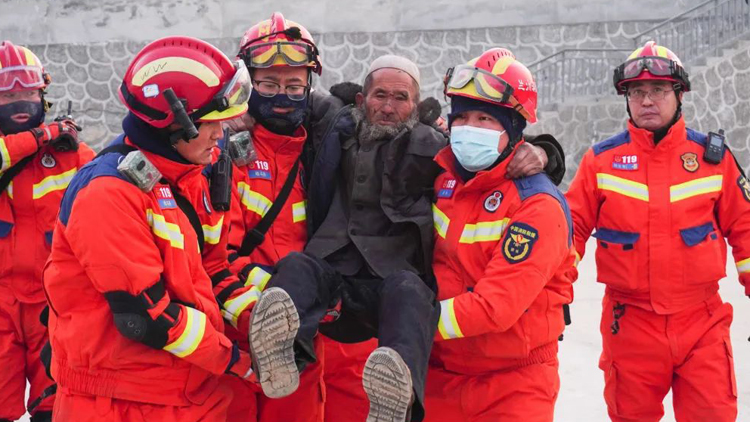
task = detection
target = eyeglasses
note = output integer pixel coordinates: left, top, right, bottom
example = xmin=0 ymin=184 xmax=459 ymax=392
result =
xmin=253 ymin=80 xmax=309 ymax=101
xmin=626 ymin=86 xmax=675 ymax=102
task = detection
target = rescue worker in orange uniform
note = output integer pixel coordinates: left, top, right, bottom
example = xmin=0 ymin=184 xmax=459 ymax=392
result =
xmin=219 ymin=13 xmax=338 ymax=422
xmin=566 ymin=41 xmax=749 ymax=422
xmin=0 ymin=40 xmax=94 ymax=422
xmin=42 ymin=36 xmax=301 ymax=421
xmin=425 ymin=48 xmax=575 ymax=422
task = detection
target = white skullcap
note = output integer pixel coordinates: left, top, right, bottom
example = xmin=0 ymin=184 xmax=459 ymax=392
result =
xmin=365 ymin=55 xmax=421 ymax=86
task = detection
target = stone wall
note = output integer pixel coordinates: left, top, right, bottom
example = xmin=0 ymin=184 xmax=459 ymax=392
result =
xmin=528 ymin=45 xmax=750 ymax=189
xmin=30 ymin=20 xmax=658 ymax=150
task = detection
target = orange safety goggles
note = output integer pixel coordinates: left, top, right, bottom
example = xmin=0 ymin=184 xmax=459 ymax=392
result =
xmin=444 ymin=64 xmax=515 ymax=105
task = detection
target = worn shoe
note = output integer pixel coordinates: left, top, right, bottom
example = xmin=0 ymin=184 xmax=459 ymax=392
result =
xmin=363 ymin=346 xmax=414 ymax=422
xmin=249 ymin=287 xmax=300 ymax=398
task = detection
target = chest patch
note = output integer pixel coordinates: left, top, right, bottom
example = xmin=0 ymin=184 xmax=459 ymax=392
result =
xmin=612 ymin=155 xmax=638 ymax=171
xmin=502 ymin=222 xmax=539 ymax=264
xmin=40 ymin=153 xmax=56 ymax=168
xmin=738 ymin=175 xmax=750 ymax=203
xmin=681 ymin=152 xmax=699 ymax=173
xmin=155 ymin=185 xmax=177 ymax=210
xmin=248 ymin=160 xmax=272 ymax=180
xmin=202 ymin=190 xmax=212 ymax=214
xmin=437 ymin=179 xmax=456 ymax=198
xmin=483 ymin=191 xmax=503 ymax=212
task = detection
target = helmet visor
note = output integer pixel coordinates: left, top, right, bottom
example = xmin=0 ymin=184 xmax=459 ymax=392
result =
xmin=446 ymin=65 xmax=514 ymax=104
xmin=242 ymin=41 xmax=314 ymax=68
xmin=196 ymin=61 xmax=252 ymax=122
xmin=622 ymin=56 xmax=673 ymax=79
xmin=0 ymin=65 xmax=45 ymax=92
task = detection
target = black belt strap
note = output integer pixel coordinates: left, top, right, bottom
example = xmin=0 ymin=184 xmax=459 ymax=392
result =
xmin=239 ymin=159 xmax=299 ymax=256
xmin=0 ymin=154 xmax=34 ymax=194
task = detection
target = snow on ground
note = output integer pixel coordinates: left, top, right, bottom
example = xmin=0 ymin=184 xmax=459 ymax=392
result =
xmin=20 ymin=238 xmax=750 ymax=421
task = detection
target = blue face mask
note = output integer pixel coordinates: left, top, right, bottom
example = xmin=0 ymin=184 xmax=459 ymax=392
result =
xmin=449 ymin=125 xmax=506 ymax=172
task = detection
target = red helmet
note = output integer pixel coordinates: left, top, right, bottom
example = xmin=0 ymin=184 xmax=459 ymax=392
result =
xmin=613 ymin=41 xmax=690 ymax=94
xmin=0 ymin=40 xmax=50 ymax=93
xmin=237 ymin=12 xmax=322 ymax=75
xmin=119 ymin=36 xmax=250 ymax=129
xmin=444 ymin=48 xmax=538 ymax=123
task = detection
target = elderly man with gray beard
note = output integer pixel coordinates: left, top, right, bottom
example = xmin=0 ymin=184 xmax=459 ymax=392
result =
xmin=261 ymin=55 xmax=564 ymax=422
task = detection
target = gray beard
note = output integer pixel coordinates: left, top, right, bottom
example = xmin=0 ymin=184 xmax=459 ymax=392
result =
xmin=352 ymin=105 xmax=419 ymax=144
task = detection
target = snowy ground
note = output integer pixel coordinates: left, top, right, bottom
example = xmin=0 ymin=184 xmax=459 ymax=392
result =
xmin=20 ymin=238 xmax=750 ymax=421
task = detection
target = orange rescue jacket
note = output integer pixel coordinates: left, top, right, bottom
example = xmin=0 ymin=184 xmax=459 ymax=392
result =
xmin=430 ymin=143 xmax=575 ymax=375
xmin=566 ymin=118 xmax=750 ymax=314
xmin=0 ymin=129 xmax=94 ymax=303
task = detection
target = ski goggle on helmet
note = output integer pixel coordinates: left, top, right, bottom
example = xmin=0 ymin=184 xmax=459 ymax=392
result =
xmin=0 ymin=41 xmax=50 ymax=92
xmin=444 ymin=48 xmax=538 ymax=123
xmin=613 ymin=41 xmax=690 ymax=94
xmin=237 ymin=12 xmax=322 ymax=75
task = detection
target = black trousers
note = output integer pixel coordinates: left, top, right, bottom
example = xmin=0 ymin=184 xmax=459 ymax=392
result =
xmin=268 ymin=252 xmax=440 ymax=422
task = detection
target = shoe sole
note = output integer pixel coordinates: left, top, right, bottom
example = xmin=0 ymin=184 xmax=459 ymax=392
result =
xmin=363 ymin=347 xmax=413 ymax=422
xmin=249 ymin=287 xmax=300 ymax=398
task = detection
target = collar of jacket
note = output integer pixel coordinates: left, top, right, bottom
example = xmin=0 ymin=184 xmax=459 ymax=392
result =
xmin=122 ymin=113 xmax=203 ymax=188
xmin=435 ymin=140 xmax=523 ymax=191
xmin=628 ymin=116 xmax=687 ymax=152
xmin=251 ymin=122 xmax=307 ymax=157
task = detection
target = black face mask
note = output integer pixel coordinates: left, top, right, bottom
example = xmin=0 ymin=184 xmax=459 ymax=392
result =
xmin=0 ymin=101 xmax=45 ymax=135
xmin=247 ymin=90 xmax=308 ymax=136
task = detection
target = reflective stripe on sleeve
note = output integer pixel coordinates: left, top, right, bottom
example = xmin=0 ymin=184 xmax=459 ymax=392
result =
xmin=0 ymin=138 xmax=10 ymax=172
xmin=459 ymin=218 xmax=510 ymax=244
xmin=146 ymin=209 xmax=185 ymax=249
xmin=237 ymin=182 xmax=272 ymax=217
xmin=432 ymin=204 xmax=450 ymax=239
xmin=596 ymin=173 xmax=649 ymax=202
xmin=736 ymin=257 xmax=750 ymax=274
xmin=245 ymin=266 xmax=272 ymax=291
xmin=221 ymin=286 xmax=261 ymax=328
xmin=669 ymin=175 xmax=723 ymax=202
xmin=437 ymin=298 xmax=464 ymax=340
xmin=292 ymin=200 xmax=306 ymax=223
xmin=201 ymin=216 xmax=224 ymax=245
xmin=163 ymin=307 xmax=207 ymax=358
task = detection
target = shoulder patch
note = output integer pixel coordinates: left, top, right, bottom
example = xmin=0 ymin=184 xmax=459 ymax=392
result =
xmin=514 ymin=173 xmax=573 ymax=247
xmin=593 ymin=131 xmax=630 ymax=156
xmin=738 ymin=175 xmax=750 ymax=203
xmin=502 ymin=222 xmax=539 ymax=264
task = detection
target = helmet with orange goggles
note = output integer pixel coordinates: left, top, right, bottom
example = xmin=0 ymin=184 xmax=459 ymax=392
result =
xmin=0 ymin=41 xmax=51 ymax=93
xmin=119 ymin=36 xmax=250 ymax=140
xmin=444 ymin=48 xmax=538 ymax=123
xmin=237 ymin=12 xmax=322 ymax=75
xmin=613 ymin=41 xmax=690 ymax=94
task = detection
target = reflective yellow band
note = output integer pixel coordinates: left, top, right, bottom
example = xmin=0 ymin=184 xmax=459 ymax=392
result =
xmin=245 ymin=266 xmax=272 ymax=291
xmin=736 ymin=257 xmax=750 ymax=274
xmin=437 ymin=298 xmax=464 ymax=340
xmin=201 ymin=216 xmax=223 ymax=245
xmin=32 ymin=168 xmax=77 ymax=199
xmin=432 ymin=204 xmax=450 ymax=239
xmin=459 ymin=218 xmax=510 ymax=244
xmin=222 ymin=287 xmax=261 ymax=328
xmin=146 ymin=209 xmax=185 ymax=249
xmin=0 ymin=138 xmax=10 ymax=172
xmin=163 ymin=307 xmax=207 ymax=358
xmin=237 ymin=182 xmax=272 ymax=217
xmin=574 ymin=250 xmax=582 ymax=267
xmin=292 ymin=200 xmax=306 ymax=223
xmin=6 ymin=181 xmax=12 ymax=199
xmin=596 ymin=173 xmax=649 ymax=202
xmin=670 ymin=175 xmax=723 ymax=203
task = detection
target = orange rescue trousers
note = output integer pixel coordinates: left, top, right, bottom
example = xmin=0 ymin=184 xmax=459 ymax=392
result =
xmin=0 ymin=298 xmax=54 ymax=419
xmin=424 ymin=348 xmax=559 ymax=422
xmin=599 ymin=293 xmax=737 ymax=422
xmin=322 ymin=337 xmax=378 ymax=422
xmin=52 ymin=384 xmax=232 ymax=422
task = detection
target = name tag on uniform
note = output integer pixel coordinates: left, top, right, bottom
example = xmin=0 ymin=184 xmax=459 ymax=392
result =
xmin=248 ymin=160 xmax=272 ymax=180
xmin=437 ymin=179 xmax=456 ymax=198
xmin=155 ymin=186 xmax=177 ymax=209
xmin=612 ymin=155 xmax=638 ymax=171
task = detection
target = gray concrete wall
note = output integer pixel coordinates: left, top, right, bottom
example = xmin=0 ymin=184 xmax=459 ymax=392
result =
xmin=2 ymin=0 xmax=703 ymax=44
